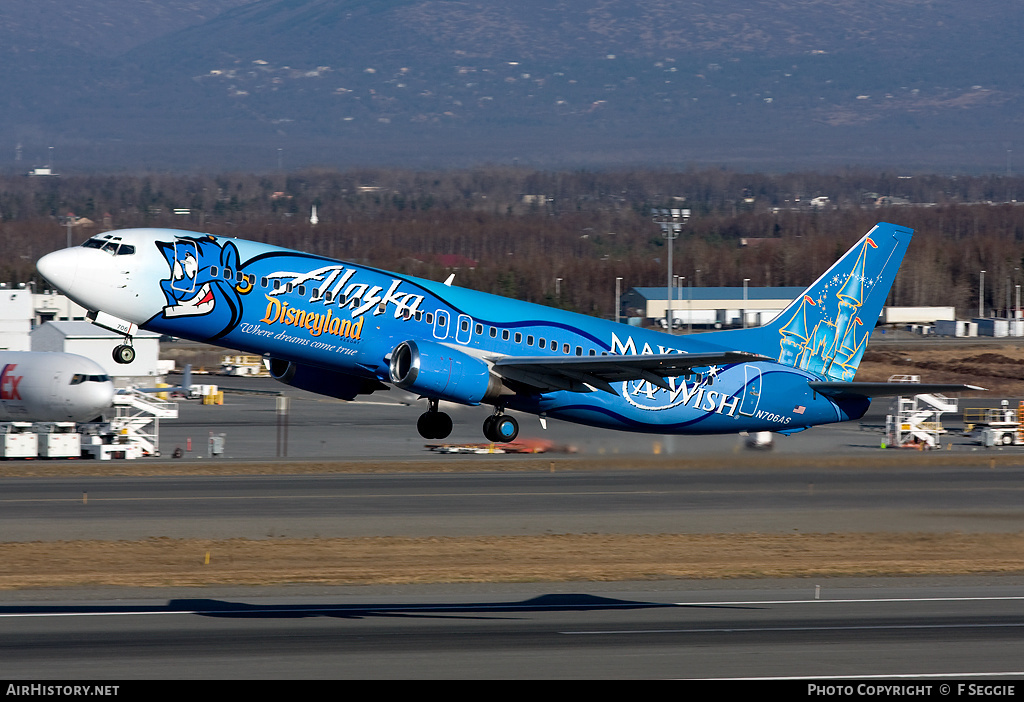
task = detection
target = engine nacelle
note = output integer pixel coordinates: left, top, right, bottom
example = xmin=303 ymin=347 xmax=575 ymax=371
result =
xmin=388 ymin=339 xmax=503 ymax=406
xmin=268 ymin=358 xmax=383 ymax=401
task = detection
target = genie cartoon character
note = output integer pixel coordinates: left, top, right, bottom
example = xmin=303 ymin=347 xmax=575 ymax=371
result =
xmin=153 ymin=235 xmax=244 ymax=341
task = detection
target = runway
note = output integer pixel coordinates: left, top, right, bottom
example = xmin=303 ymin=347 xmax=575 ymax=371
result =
xmin=3 ymin=465 xmax=1024 ymax=541
xmin=2 ymin=580 xmax=1024 ymax=679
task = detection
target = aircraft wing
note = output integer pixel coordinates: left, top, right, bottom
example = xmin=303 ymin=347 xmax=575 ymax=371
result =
xmin=808 ymin=381 xmax=986 ymax=400
xmin=492 ymin=351 xmax=771 ymax=394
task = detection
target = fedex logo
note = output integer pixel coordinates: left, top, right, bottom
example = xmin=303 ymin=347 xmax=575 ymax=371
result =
xmin=0 ymin=364 xmax=22 ymax=400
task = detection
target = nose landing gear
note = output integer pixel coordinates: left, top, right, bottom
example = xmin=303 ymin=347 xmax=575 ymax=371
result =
xmin=112 ymin=340 xmax=135 ymax=364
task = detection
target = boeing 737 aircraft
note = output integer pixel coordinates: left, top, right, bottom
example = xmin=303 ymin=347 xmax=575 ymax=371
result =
xmin=36 ymin=222 xmax=972 ymax=442
xmin=0 ymin=351 xmax=114 ymax=422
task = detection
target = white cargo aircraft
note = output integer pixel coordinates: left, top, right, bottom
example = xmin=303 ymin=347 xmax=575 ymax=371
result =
xmin=0 ymin=352 xmax=115 ymax=422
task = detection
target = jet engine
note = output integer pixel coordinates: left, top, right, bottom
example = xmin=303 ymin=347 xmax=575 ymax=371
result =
xmin=268 ymin=358 xmax=384 ymax=400
xmin=388 ymin=339 xmax=503 ymax=405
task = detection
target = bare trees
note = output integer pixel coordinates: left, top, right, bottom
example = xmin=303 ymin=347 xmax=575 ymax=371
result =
xmin=6 ymin=168 xmax=1024 ymax=319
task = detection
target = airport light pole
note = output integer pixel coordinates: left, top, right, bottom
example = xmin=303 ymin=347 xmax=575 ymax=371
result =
xmin=615 ymin=277 xmax=622 ymax=324
xmin=1008 ymin=277 xmax=1011 ymax=319
xmin=980 ymin=270 xmax=986 ymax=318
xmin=677 ymin=276 xmax=685 ymax=329
xmin=742 ymin=278 xmax=750 ymax=328
xmin=653 ymin=207 xmax=690 ymax=334
xmin=689 ymin=270 xmax=700 ymax=334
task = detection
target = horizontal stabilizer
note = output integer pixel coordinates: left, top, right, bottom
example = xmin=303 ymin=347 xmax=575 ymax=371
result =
xmin=808 ymin=381 xmax=986 ymax=399
xmin=494 ymin=351 xmax=770 ymax=394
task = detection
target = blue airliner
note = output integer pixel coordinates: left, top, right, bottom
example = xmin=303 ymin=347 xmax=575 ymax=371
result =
xmin=36 ymin=222 xmax=973 ymax=442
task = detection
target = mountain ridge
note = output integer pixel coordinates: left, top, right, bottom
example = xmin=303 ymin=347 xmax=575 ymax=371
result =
xmin=3 ymin=0 xmax=1022 ymax=172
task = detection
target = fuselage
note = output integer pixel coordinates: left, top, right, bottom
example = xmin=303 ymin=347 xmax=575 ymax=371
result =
xmin=0 ymin=352 xmax=114 ymax=423
xmin=36 ymin=228 xmax=867 ymax=436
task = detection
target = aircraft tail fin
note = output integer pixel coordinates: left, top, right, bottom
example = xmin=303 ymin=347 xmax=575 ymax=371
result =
xmin=735 ymin=222 xmax=913 ymax=381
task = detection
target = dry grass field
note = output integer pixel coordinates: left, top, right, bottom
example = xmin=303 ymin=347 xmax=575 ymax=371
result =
xmin=4 ymin=533 xmax=1024 ymax=589
xmin=857 ymin=343 xmax=1024 ymax=398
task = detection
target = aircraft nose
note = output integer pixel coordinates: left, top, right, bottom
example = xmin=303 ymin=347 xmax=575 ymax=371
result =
xmin=36 ymin=248 xmax=81 ymax=298
xmin=71 ymin=379 xmax=115 ymax=422
xmin=87 ymin=381 xmax=116 ymax=417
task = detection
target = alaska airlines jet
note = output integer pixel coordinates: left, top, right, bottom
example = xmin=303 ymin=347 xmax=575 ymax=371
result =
xmin=35 ymin=222 xmax=971 ymax=442
xmin=0 ymin=351 xmax=114 ymax=422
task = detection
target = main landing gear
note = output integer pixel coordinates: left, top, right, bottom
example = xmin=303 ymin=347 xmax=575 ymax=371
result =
xmin=415 ymin=400 xmax=520 ymax=443
xmin=417 ymin=399 xmax=453 ymax=440
xmin=483 ymin=411 xmax=519 ymax=443
xmin=112 ymin=338 xmax=135 ymax=364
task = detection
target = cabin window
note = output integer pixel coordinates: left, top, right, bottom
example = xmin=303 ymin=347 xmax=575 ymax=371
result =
xmin=514 ymin=332 xmax=522 ymax=343
xmin=551 ymin=340 xmax=558 ymax=351
xmin=475 ymin=323 xmax=483 ymax=335
xmin=527 ymin=335 xmax=534 ymax=346
xmin=563 ymin=343 xmax=570 ymax=354
xmin=489 ymin=327 xmax=497 ymax=338
xmin=426 ymin=313 xmax=434 ymax=324
xmin=461 ymin=319 xmax=470 ymax=332
xmin=210 ymin=266 xmax=219 ymax=277
xmin=538 ymin=337 xmax=546 ymax=349
xmin=502 ymin=330 xmax=510 ymax=341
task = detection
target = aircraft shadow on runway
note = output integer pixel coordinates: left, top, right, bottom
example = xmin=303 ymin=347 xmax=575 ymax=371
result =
xmin=1 ymin=594 xmax=755 ymax=621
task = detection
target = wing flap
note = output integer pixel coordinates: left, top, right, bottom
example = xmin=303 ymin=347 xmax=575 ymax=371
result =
xmin=493 ymin=351 xmax=770 ymax=395
xmin=809 ymin=381 xmax=985 ymax=399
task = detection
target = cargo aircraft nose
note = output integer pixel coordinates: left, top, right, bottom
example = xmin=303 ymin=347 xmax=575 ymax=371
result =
xmin=73 ymin=375 xmax=116 ymax=421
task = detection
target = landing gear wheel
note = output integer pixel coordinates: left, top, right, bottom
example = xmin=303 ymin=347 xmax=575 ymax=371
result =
xmin=483 ymin=414 xmax=519 ymax=443
xmin=417 ymin=411 xmax=453 ymax=440
xmin=112 ymin=344 xmax=135 ymax=365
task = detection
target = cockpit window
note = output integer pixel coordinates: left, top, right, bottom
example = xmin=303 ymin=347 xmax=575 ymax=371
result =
xmin=80 ymin=237 xmax=135 ymax=255
xmin=70 ymin=373 xmax=111 ymax=385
